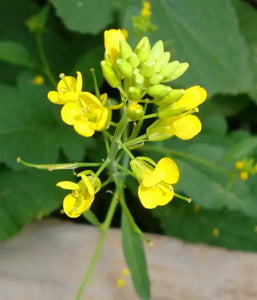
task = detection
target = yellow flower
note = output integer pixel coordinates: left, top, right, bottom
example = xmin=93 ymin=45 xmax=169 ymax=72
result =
xmin=147 ymin=114 xmax=202 ymax=141
xmin=141 ymin=1 xmax=151 ymax=17
xmin=131 ymin=157 xmax=179 ymax=209
xmin=47 ymin=71 xmax=83 ymax=104
xmin=104 ymin=29 xmax=126 ymax=63
xmin=32 ymin=75 xmax=44 ymax=85
xmin=158 ymin=86 xmax=207 ymax=118
xmin=60 ymin=92 xmax=108 ymax=137
xmin=57 ymin=172 xmax=101 ymax=218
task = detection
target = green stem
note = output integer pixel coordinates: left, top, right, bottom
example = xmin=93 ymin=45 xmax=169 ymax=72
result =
xmin=125 ymin=134 xmax=148 ymax=147
xmin=17 ymin=157 xmax=101 ymax=170
xmin=35 ymin=33 xmax=57 ymax=87
xmin=75 ymin=195 xmax=117 ymax=300
xmin=95 ymin=159 xmax=110 ymax=177
xmin=118 ymin=142 xmax=136 ymax=160
xmin=82 ymin=210 xmax=101 ymax=228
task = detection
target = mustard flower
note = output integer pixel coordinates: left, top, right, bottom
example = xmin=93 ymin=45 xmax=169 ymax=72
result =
xmin=47 ymin=71 xmax=83 ymax=104
xmin=147 ymin=114 xmax=202 ymax=141
xmin=157 ymin=85 xmax=207 ymax=118
xmin=60 ymin=92 xmax=108 ymax=137
xmin=57 ymin=172 xmax=101 ymax=218
xmin=104 ymin=29 xmax=126 ymax=63
xmin=130 ymin=157 xmax=179 ymax=209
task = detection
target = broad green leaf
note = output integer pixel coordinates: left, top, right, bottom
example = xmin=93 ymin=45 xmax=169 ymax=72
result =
xmin=232 ymin=0 xmax=257 ymax=103
xmin=0 ymin=41 xmax=36 ymax=68
xmin=73 ymin=46 xmax=104 ymax=91
xmin=122 ymin=0 xmax=252 ymax=96
xmin=223 ymin=137 xmax=257 ymax=161
xmin=0 ymin=166 xmax=72 ymax=240
xmin=153 ymin=200 xmax=257 ymax=252
xmin=121 ymin=212 xmax=150 ymax=300
xmin=0 ymin=72 xmax=95 ymax=170
xmin=50 ymin=0 xmax=112 ymax=34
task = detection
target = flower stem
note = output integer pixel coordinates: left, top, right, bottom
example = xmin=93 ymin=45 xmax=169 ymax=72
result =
xmin=35 ymin=33 xmax=57 ymax=87
xmin=75 ymin=195 xmax=117 ymax=300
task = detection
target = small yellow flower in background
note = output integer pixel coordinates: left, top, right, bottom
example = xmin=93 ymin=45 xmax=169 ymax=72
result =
xmin=104 ymin=29 xmax=126 ymax=63
xmin=240 ymin=171 xmax=249 ymax=181
xmin=57 ymin=171 xmax=101 ymax=218
xmin=131 ymin=157 xmax=179 ymax=209
xmin=61 ymin=92 xmax=108 ymax=137
xmin=121 ymin=268 xmax=130 ymax=276
xmin=116 ymin=278 xmax=125 ymax=288
xmin=235 ymin=160 xmax=244 ymax=170
xmin=32 ymin=75 xmax=44 ymax=85
xmin=141 ymin=1 xmax=151 ymax=17
xmin=212 ymin=228 xmax=220 ymax=237
xmin=47 ymin=71 xmax=83 ymax=104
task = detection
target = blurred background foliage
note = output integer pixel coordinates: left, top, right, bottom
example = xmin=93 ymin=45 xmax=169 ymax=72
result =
xmin=0 ymin=0 xmax=257 ymax=251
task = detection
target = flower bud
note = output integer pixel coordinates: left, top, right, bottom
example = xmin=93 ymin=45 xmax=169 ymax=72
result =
xmin=116 ymin=58 xmax=133 ymax=78
xmin=140 ymin=61 xmax=156 ymax=78
xmin=158 ymin=105 xmax=185 ymax=118
xmin=147 ymin=84 xmax=171 ymax=98
xmin=149 ymin=40 xmax=164 ymax=60
xmin=101 ymin=60 xmax=120 ymax=88
xmin=160 ymin=61 xmax=179 ymax=79
xmin=149 ymin=74 xmax=164 ymax=85
xmin=135 ymin=37 xmax=150 ymax=63
xmin=128 ymin=53 xmax=140 ymax=68
xmin=154 ymin=52 xmax=171 ymax=73
xmin=147 ymin=119 xmax=171 ymax=141
xmin=128 ymin=86 xmax=141 ymax=100
xmin=120 ymin=39 xmax=133 ymax=59
xmin=133 ymin=69 xmax=144 ymax=85
xmin=164 ymin=62 xmax=189 ymax=82
xmin=127 ymin=102 xmax=144 ymax=121
xmin=155 ymin=89 xmax=185 ymax=106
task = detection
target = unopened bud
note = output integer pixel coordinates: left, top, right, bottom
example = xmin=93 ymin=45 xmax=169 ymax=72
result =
xmin=164 ymin=62 xmax=189 ymax=82
xmin=120 ymin=40 xmax=133 ymax=59
xmin=140 ymin=61 xmax=156 ymax=78
xmin=101 ymin=60 xmax=120 ymax=88
xmin=149 ymin=74 xmax=164 ymax=85
xmin=128 ymin=86 xmax=141 ymax=100
xmin=128 ymin=53 xmax=140 ymax=68
xmin=127 ymin=102 xmax=144 ymax=121
xmin=154 ymin=52 xmax=171 ymax=73
xmin=160 ymin=61 xmax=179 ymax=79
xmin=135 ymin=37 xmax=150 ymax=63
xmin=116 ymin=58 xmax=133 ymax=78
xmin=155 ymin=89 xmax=185 ymax=106
xmin=149 ymin=40 xmax=164 ymax=60
xmin=133 ymin=69 xmax=144 ymax=85
xmin=147 ymin=84 xmax=171 ymax=98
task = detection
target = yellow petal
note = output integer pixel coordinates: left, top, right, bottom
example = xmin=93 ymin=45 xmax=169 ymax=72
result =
xmin=80 ymin=174 xmax=95 ymax=196
xmin=142 ymin=170 xmax=160 ymax=187
xmin=76 ymin=71 xmax=83 ymax=92
xmin=57 ymin=76 xmax=77 ymax=93
xmin=61 ymin=102 xmax=81 ymax=125
xmin=95 ymin=107 xmax=108 ymax=131
xmin=47 ymin=91 xmax=60 ymax=104
xmin=104 ymin=29 xmax=125 ymax=63
xmin=80 ymin=92 xmax=102 ymax=109
xmin=156 ymin=184 xmax=174 ymax=206
xmin=156 ymin=158 xmax=179 ymax=184
xmin=172 ymin=115 xmax=202 ymax=140
xmin=172 ymin=86 xmax=207 ymax=111
xmin=74 ymin=120 xmax=95 ymax=137
xmin=63 ymin=194 xmax=83 ymax=218
xmin=56 ymin=181 xmax=79 ymax=190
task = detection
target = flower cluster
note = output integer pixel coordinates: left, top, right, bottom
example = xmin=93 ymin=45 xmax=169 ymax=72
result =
xmin=235 ymin=158 xmax=257 ymax=181
xmin=45 ymin=28 xmax=207 ymax=216
xmin=47 ymin=72 xmax=108 ymax=137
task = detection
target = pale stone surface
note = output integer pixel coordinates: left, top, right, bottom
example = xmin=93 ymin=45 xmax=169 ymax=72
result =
xmin=0 ymin=219 xmax=257 ymax=300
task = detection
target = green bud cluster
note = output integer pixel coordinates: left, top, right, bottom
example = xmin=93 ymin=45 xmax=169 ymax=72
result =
xmin=101 ymin=37 xmax=189 ymax=101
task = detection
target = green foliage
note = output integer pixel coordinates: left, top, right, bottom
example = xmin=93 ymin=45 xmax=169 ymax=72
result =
xmin=50 ymin=0 xmax=112 ymax=34
xmin=122 ymin=212 xmax=150 ymax=300
xmin=153 ymin=200 xmax=257 ymax=251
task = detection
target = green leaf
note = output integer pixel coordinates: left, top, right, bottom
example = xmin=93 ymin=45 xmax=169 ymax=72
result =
xmin=232 ymin=0 xmax=257 ymax=103
xmin=0 ymin=72 xmax=94 ymax=170
xmin=122 ymin=0 xmax=252 ymax=96
xmin=153 ymin=200 xmax=257 ymax=252
xmin=50 ymin=0 xmax=112 ymax=34
xmin=73 ymin=46 xmax=104 ymax=91
xmin=0 ymin=166 xmax=72 ymax=240
xmin=121 ymin=212 xmax=150 ymax=300
xmin=0 ymin=41 xmax=36 ymax=68
xmin=223 ymin=137 xmax=257 ymax=161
